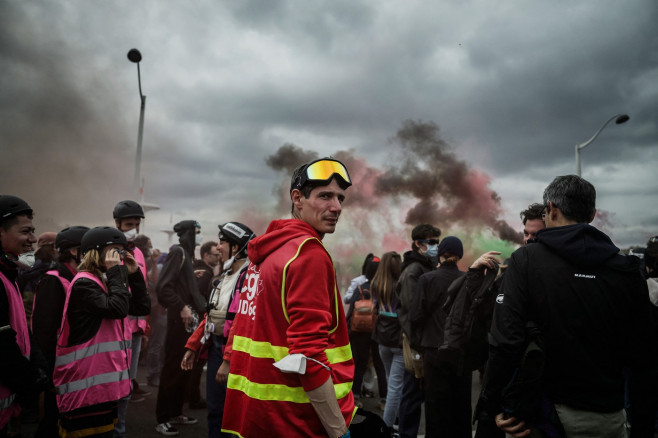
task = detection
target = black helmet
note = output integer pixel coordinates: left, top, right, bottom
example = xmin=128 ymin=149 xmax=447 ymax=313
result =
xmin=56 ymin=226 xmax=90 ymax=252
xmin=218 ymin=222 xmax=255 ymax=250
xmin=0 ymin=195 xmax=33 ymax=223
xmin=81 ymin=227 xmax=129 ymax=254
xmin=113 ymin=200 xmax=145 ymax=219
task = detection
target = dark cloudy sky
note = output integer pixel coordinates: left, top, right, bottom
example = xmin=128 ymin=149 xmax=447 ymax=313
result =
xmin=2 ymin=0 xmax=657 ymax=267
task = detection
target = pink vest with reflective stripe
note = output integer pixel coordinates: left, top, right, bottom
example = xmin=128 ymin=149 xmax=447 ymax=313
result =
xmin=0 ymin=271 xmax=30 ymax=428
xmin=53 ymin=272 xmax=132 ymax=413
xmin=128 ymin=247 xmax=148 ymax=334
xmin=31 ymin=269 xmax=71 ymax=332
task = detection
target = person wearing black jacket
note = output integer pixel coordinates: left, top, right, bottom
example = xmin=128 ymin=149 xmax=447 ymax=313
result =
xmin=0 ymin=195 xmax=49 ymax=437
xmin=411 ymin=236 xmax=467 ymax=437
xmin=155 ymin=220 xmax=206 ymax=436
xmin=32 ymin=225 xmax=89 ymax=437
xmin=477 ymin=175 xmax=657 ymax=438
xmin=396 ymin=223 xmax=440 ymax=438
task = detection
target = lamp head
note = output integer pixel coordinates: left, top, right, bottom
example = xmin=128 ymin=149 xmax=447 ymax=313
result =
xmin=127 ymin=49 xmax=142 ymax=63
xmin=615 ymin=114 xmax=630 ymax=124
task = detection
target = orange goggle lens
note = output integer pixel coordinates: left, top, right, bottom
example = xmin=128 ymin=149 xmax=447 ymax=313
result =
xmin=305 ymin=159 xmax=351 ymax=185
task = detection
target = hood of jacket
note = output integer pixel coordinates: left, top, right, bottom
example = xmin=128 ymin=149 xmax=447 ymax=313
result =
xmin=247 ymin=219 xmax=321 ymax=265
xmin=536 ymin=223 xmax=621 ymax=268
xmin=401 ymin=249 xmax=433 ymax=272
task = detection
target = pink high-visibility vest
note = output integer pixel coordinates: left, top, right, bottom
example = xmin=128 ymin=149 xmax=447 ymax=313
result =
xmin=128 ymin=247 xmax=148 ymax=334
xmin=0 ymin=271 xmax=30 ymax=429
xmin=53 ymin=272 xmax=132 ymax=413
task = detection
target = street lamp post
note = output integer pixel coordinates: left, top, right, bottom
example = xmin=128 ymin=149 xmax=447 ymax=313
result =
xmin=575 ymin=114 xmax=629 ymax=176
xmin=127 ymin=48 xmax=146 ymax=195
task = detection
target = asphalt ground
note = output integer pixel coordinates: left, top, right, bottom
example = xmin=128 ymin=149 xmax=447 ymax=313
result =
xmin=123 ymin=361 xmax=487 ymax=438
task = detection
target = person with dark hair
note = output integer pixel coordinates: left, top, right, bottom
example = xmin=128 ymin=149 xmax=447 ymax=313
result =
xmin=396 ymin=223 xmax=441 ymax=438
xmin=410 ymin=236 xmax=467 ymax=437
xmin=346 ymin=256 xmax=387 ymax=409
xmin=32 ymin=225 xmax=89 ymax=437
xmin=476 ymin=175 xmax=656 ymax=437
xmin=223 ymin=157 xmax=354 ymax=438
xmin=53 ymin=226 xmax=150 ymax=438
xmin=0 ymin=195 xmax=50 ymax=437
xmin=182 ymin=222 xmax=256 ymax=438
xmin=155 ymin=220 xmax=207 ymax=436
xmin=344 ymin=253 xmax=375 ymax=304
xmin=16 ymin=231 xmax=58 ymax=325
xmin=520 ymin=203 xmax=546 ymax=244
xmin=111 ymin=201 xmax=152 ymax=437
xmin=183 ymin=240 xmax=219 ymax=411
xmin=194 ymin=241 xmax=219 ymax=300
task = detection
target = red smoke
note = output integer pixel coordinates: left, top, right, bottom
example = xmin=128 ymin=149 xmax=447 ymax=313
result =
xmin=260 ymin=120 xmax=523 ymax=285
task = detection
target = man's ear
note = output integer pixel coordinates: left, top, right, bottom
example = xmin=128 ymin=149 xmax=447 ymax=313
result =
xmin=291 ymin=189 xmax=304 ymax=210
xmin=114 ymin=219 xmax=121 ymax=229
xmin=548 ymin=201 xmax=559 ymax=221
xmin=588 ymin=208 xmax=597 ymax=224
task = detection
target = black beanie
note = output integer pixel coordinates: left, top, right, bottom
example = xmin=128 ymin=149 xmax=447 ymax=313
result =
xmin=437 ymin=236 xmax=463 ymax=258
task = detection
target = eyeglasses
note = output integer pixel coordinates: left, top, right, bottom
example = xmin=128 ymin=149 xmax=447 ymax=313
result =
xmin=290 ymin=158 xmax=352 ymax=192
xmin=419 ymin=239 xmax=440 ymax=245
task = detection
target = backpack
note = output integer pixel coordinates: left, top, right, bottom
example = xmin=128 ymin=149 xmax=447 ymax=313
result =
xmin=437 ymin=262 xmax=499 ymax=373
xmin=350 ymin=284 xmax=377 ymax=333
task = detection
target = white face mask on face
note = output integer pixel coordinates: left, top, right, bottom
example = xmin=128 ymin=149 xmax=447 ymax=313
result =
xmin=195 ymin=233 xmax=204 ymax=246
xmin=123 ymin=228 xmax=138 ymax=242
xmin=222 ymin=255 xmax=235 ymax=272
xmin=16 ymin=251 xmax=35 ymax=269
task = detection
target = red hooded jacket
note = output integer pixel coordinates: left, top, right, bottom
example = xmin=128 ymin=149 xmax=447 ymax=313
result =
xmin=222 ymin=219 xmax=355 ymax=437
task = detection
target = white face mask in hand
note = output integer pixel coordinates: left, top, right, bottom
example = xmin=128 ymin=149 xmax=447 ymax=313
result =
xmin=16 ymin=251 xmax=35 ymax=269
xmin=273 ymin=354 xmax=330 ymax=375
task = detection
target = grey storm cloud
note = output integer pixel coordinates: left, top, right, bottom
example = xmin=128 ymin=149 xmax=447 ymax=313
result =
xmin=1 ymin=0 xmax=657 ymax=255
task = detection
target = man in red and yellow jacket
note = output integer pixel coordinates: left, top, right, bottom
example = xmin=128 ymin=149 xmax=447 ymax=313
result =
xmin=222 ymin=158 xmax=355 ymax=438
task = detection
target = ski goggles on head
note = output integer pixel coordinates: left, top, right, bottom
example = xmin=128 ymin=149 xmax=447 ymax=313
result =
xmin=290 ymin=158 xmax=352 ymax=193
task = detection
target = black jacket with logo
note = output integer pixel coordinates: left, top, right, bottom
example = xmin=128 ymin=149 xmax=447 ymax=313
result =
xmin=480 ymin=224 xmax=655 ymax=428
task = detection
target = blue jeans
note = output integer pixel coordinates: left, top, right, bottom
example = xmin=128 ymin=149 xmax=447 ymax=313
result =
xmin=379 ymin=345 xmax=405 ymax=427
xmin=207 ymin=335 xmax=232 ymax=438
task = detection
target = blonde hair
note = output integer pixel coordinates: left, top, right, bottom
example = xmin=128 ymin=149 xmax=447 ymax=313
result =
xmin=371 ymin=251 xmax=401 ymax=311
xmin=78 ymin=249 xmax=105 ymax=285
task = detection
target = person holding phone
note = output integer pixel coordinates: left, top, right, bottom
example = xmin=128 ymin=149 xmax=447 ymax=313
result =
xmin=53 ymin=226 xmax=150 ymax=438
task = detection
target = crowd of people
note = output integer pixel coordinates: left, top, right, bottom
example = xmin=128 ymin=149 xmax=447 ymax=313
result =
xmin=2 ymin=158 xmax=658 ymax=438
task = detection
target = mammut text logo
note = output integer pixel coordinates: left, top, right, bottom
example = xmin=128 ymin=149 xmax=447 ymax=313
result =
xmin=574 ymin=273 xmax=596 ymax=279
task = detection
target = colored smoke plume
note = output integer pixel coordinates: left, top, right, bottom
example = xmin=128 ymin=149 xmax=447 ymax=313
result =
xmin=264 ymin=120 xmax=522 ymax=285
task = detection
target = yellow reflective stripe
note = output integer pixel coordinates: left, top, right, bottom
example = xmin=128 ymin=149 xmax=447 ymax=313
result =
xmin=220 ymin=429 xmax=244 ymax=438
xmin=232 ymin=335 xmax=352 ymax=364
xmin=227 ymin=373 xmax=353 ymax=403
xmin=232 ymin=335 xmax=288 ymax=361
xmin=59 ymin=420 xmax=116 ymax=438
xmin=280 ymin=237 xmax=340 ymax=333
xmin=327 ymin=344 xmax=352 ymax=363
